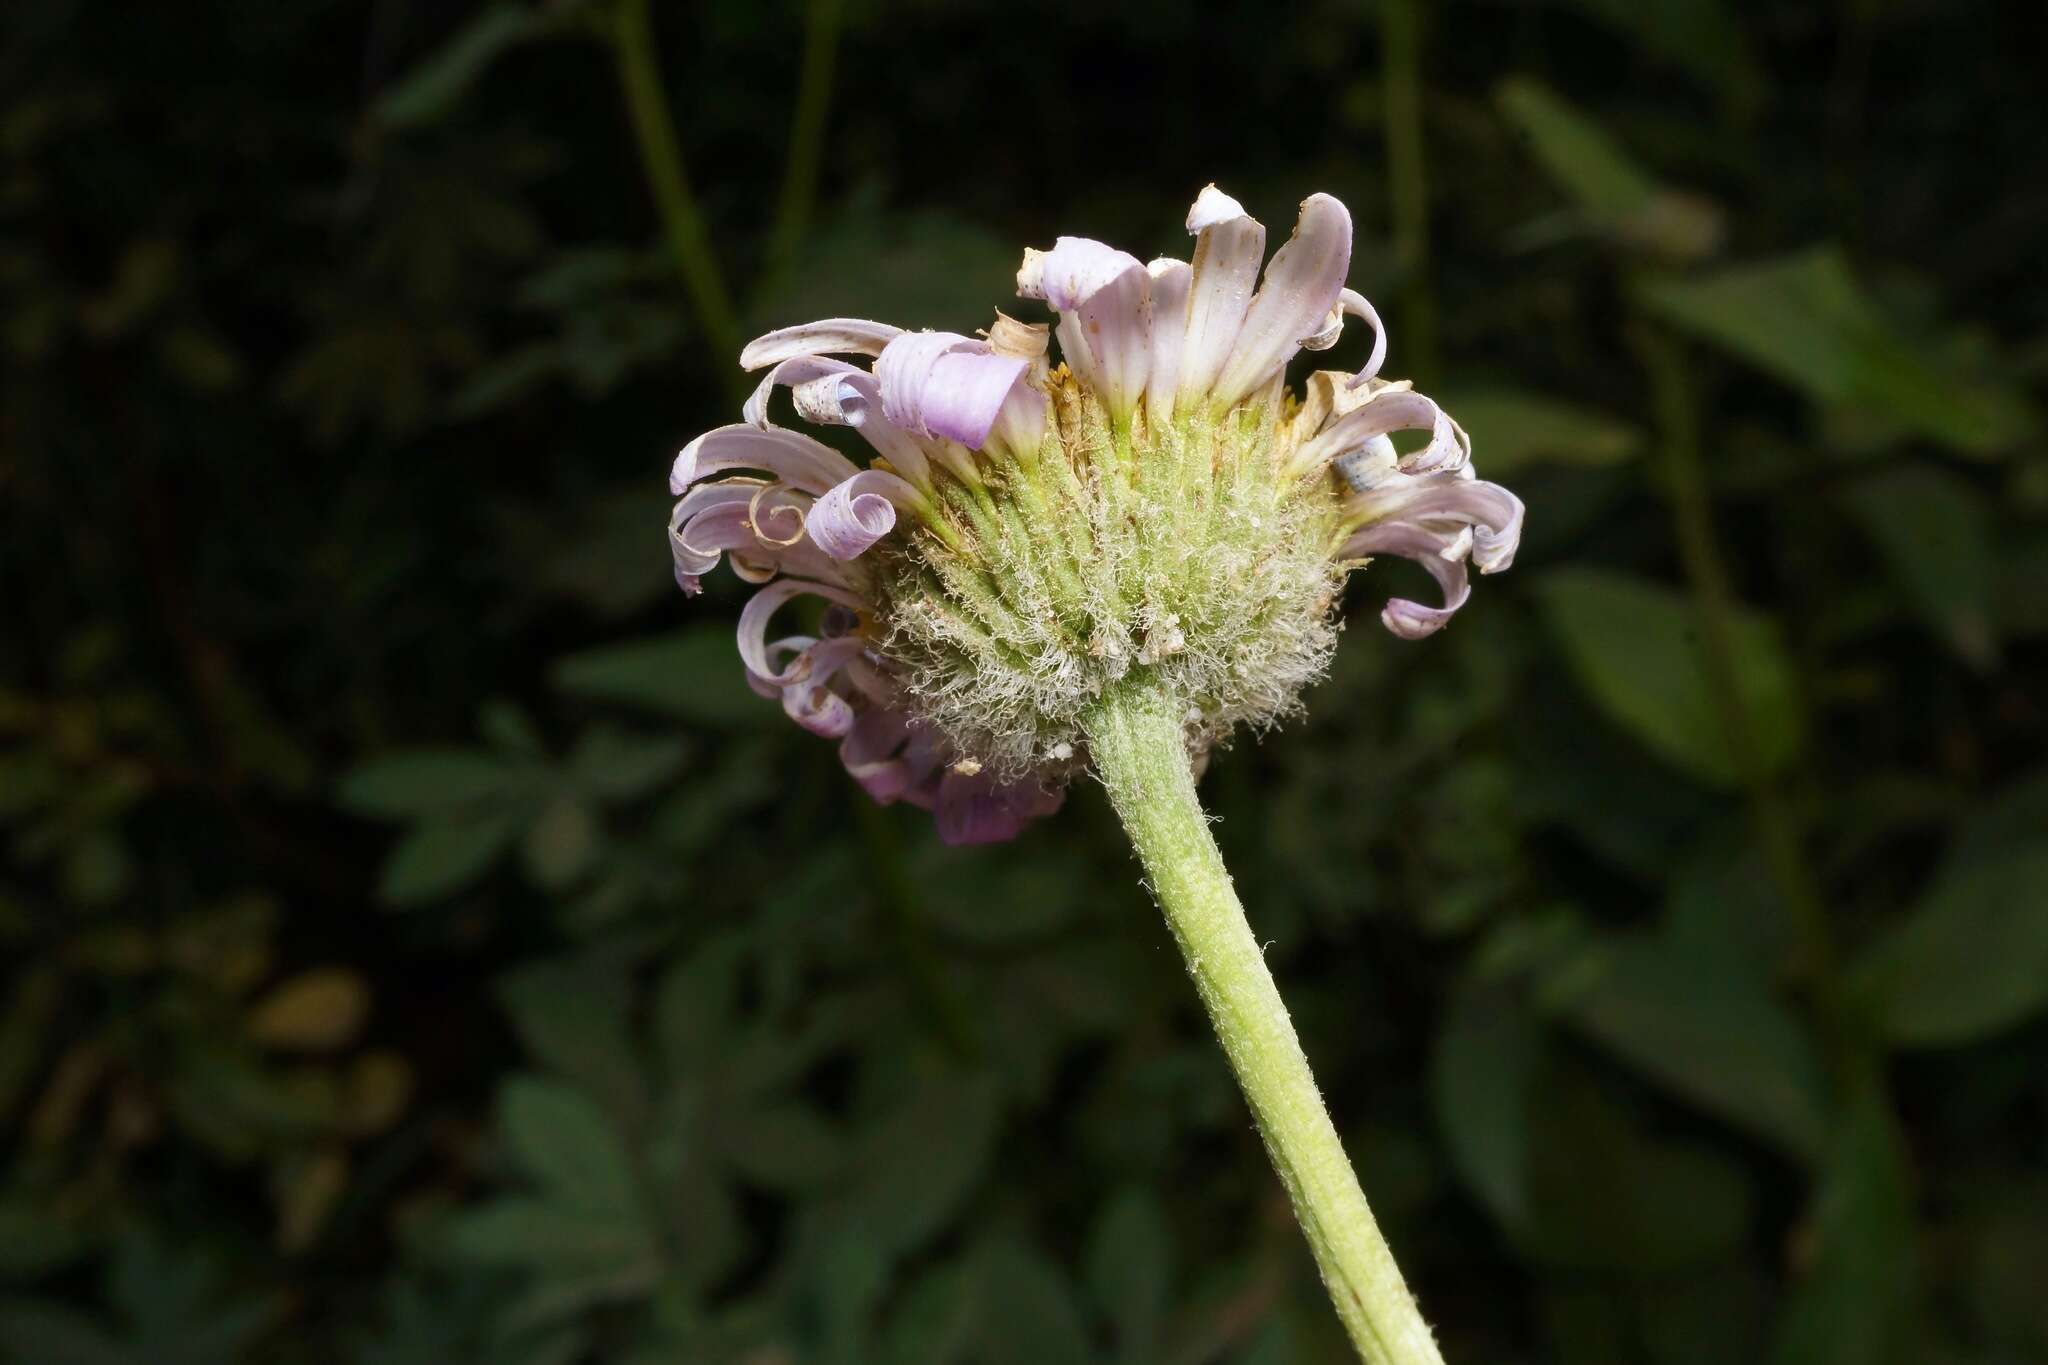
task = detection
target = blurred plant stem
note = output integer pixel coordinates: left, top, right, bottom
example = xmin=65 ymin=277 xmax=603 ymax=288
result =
xmin=1380 ymin=0 xmax=1437 ymax=385
xmin=1084 ymin=681 xmax=1443 ymax=1365
xmin=767 ymin=0 xmax=843 ymax=276
xmin=855 ymin=799 xmax=980 ymax=1062
xmin=612 ymin=0 xmax=745 ymax=376
xmin=1634 ymin=324 xmax=1852 ymax=1044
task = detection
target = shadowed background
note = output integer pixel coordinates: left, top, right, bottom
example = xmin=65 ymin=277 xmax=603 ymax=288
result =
xmin=3 ymin=1 xmax=2046 ymax=1361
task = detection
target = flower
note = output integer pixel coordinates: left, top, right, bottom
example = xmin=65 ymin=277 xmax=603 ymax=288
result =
xmin=668 ymin=185 xmax=1523 ymax=845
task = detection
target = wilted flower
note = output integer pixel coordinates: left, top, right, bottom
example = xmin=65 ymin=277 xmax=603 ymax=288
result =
xmin=668 ymin=185 xmax=1523 ymax=845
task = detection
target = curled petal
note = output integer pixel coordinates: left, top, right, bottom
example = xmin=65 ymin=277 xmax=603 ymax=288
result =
xmin=808 ymin=468 xmax=922 ymax=560
xmin=988 ymin=311 xmax=1050 ymax=361
xmin=875 ymin=331 xmax=1028 ymax=449
xmin=1345 ymin=521 xmax=1473 ymax=639
xmin=740 ymin=318 xmax=902 ymax=371
xmin=1213 ymin=193 xmax=1353 ymax=409
xmin=737 ymin=578 xmax=870 ymax=685
xmin=1294 ymin=385 xmax=1467 ymax=478
xmin=838 ymin=707 xmax=944 ymax=804
xmin=671 ymin=424 xmax=860 ymax=497
xmin=1180 ymin=184 xmax=1267 ymax=402
xmin=743 ymin=355 xmax=863 ymax=429
xmin=1034 ymin=240 xmax=1151 ymax=418
xmin=776 ymin=635 xmax=867 ymax=737
xmin=671 ymin=486 xmax=848 ymax=588
xmin=1336 ymin=289 xmax=1388 ymax=387
xmin=1145 ymin=258 xmax=1191 ymax=427
xmin=1348 ymin=473 xmax=1525 ymax=575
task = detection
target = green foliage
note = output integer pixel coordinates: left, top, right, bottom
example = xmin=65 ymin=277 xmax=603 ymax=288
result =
xmin=1535 ymin=569 xmax=1804 ymax=787
xmin=4 ymin=2 xmax=2043 ymax=1362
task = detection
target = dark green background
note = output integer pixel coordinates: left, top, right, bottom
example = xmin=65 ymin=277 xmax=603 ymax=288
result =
xmin=3 ymin=1 xmax=2045 ymax=1361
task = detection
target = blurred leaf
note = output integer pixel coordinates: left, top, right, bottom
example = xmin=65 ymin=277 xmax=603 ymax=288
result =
xmin=519 ymin=797 xmax=599 ymax=891
xmin=1432 ymin=987 xmax=1545 ymax=1230
xmin=1086 ymin=1186 xmax=1170 ymax=1362
xmin=373 ymin=7 xmax=550 ymax=131
xmin=378 ymin=812 xmax=522 ymax=907
xmin=1769 ymin=1085 xmax=1917 ymax=1365
xmin=442 ymin=1198 xmax=657 ymax=1280
xmin=1438 ymin=386 xmax=1643 ymax=472
xmin=552 ymin=628 xmax=768 ymax=726
xmin=884 ymin=1236 xmax=1100 ymax=1365
xmin=1525 ymin=1069 xmax=1754 ymax=1273
xmin=1848 ymin=847 xmax=2048 ymax=1047
xmin=566 ymin=728 xmax=688 ymax=803
xmin=247 ymin=968 xmax=373 ymax=1052
xmin=1561 ymin=0 xmax=1758 ymax=103
xmin=1496 ymin=78 xmax=1722 ymax=260
xmin=498 ymin=961 xmax=647 ymax=1124
xmin=1838 ymin=464 xmax=1997 ymax=668
xmin=1536 ymin=569 xmax=1803 ymax=787
xmin=500 ymin=1076 xmax=639 ymax=1213
xmin=1560 ymin=934 xmax=1830 ymax=1160
xmin=1638 ymin=248 xmax=2036 ymax=457
xmin=0 ymin=1188 xmax=93 ymax=1280
xmin=339 ymin=750 xmax=531 ymax=818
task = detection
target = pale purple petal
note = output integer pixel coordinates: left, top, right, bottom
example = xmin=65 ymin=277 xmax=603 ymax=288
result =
xmin=1018 ymin=236 xmax=1145 ymax=311
xmin=1295 ymin=386 xmax=1467 ymax=478
xmin=1213 ymin=194 xmax=1353 ymax=409
xmin=1336 ymin=289 xmax=1388 ymax=387
xmin=1344 ymin=520 xmax=1473 ymax=639
xmin=933 ymin=770 xmax=1065 ymax=846
xmin=670 ymin=424 xmax=861 ymax=497
xmin=740 ymin=318 xmax=903 ymax=371
xmin=1145 ymin=258 xmax=1191 ymax=427
xmin=1179 ymin=185 xmax=1267 ymax=404
xmin=874 ymin=331 xmax=1028 ymax=449
xmin=743 ymin=355 xmax=863 ymax=429
xmin=807 ymin=468 xmax=921 ymax=560
xmin=924 ymin=351 xmax=1032 ymax=446
xmin=737 ymin=579 xmax=870 ymax=685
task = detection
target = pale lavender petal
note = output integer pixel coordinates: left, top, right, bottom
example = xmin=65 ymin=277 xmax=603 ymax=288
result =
xmin=1336 ymin=288 xmax=1388 ymax=387
xmin=924 ymin=350 xmax=1032 ymax=446
xmin=874 ymin=331 xmax=1028 ymax=449
xmin=1345 ymin=520 xmax=1473 ymax=639
xmin=1352 ymin=475 xmax=1525 ymax=574
xmin=988 ymin=379 xmax=1049 ymax=456
xmin=1180 ymin=185 xmax=1267 ymax=403
xmin=807 ymin=468 xmax=921 ymax=560
xmin=737 ymin=578 xmax=870 ymax=685
xmin=932 ymin=770 xmax=1064 ymax=846
xmin=1295 ymin=387 xmax=1467 ymax=477
xmin=743 ymin=355 xmax=863 ymax=429
xmin=1213 ymin=194 xmax=1353 ymax=409
xmin=1145 ymin=258 xmax=1191 ymax=427
xmin=1018 ymin=236 xmax=1152 ymax=417
xmin=1018 ymin=236 xmax=1145 ymax=311
xmin=740 ymin=318 xmax=903 ymax=371
xmin=670 ymin=424 xmax=861 ymax=497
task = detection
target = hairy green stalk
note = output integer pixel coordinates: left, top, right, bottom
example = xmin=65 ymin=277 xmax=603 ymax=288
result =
xmin=1082 ymin=681 xmax=1443 ymax=1365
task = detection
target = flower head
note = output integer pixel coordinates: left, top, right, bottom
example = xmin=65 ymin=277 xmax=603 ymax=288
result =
xmin=669 ymin=185 xmax=1523 ymax=844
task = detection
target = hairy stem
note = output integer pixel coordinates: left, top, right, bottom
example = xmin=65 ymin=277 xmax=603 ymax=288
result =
xmin=1082 ymin=681 xmax=1442 ymax=1365
xmin=612 ymin=0 xmax=744 ymax=373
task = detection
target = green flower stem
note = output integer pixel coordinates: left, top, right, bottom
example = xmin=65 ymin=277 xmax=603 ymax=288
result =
xmin=612 ymin=0 xmax=745 ymax=377
xmin=1082 ymin=682 xmax=1443 ymax=1365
